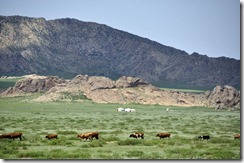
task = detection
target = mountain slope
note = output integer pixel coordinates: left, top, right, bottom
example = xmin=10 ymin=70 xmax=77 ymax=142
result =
xmin=0 ymin=15 xmax=240 ymax=89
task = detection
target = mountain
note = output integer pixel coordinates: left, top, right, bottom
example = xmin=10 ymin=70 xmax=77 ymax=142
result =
xmin=0 ymin=15 xmax=240 ymax=89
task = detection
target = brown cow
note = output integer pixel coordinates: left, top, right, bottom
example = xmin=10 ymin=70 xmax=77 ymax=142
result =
xmin=0 ymin=134 xmax=11 ymax=139
xmin=156 ymin=132 xmax=171 ymax=139
xmin=129 ymin=132 xmax=144 ymax=139
xmin=0 ymin=132 xmax=24 ymax=141
xmin=45 ymin=134 xmax=58 ymax=140
xmin=234 ymin=133 xmax=240 ymax=139
xmin=77 ymin=132 xmax=99 ymax=141
xmin=77 ymin=133 xmax=91 ymax=141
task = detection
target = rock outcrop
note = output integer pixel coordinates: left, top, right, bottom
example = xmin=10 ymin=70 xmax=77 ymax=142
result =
xmin=204 ymin=85 xmax=240 ymax=109
xmin=1 ymin=75 xmax=67 ymax=96
xmin=115 ymin=76 xmax=148 ymax=88
xmin=0 ymin=74 xmax=240 ymax=109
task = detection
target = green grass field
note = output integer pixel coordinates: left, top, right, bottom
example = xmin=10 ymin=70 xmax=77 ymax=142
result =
xmin=159 ymin=87 xmax=205 ymax=93
xmin=0 ymin=94 xmax=240 ymax=160
xmin=0 ymin=77 xmax=22 ymax=91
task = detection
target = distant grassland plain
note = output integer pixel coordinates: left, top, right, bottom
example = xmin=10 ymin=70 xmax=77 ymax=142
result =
xmin=0 ymin=77 xmax=22 ymax=91
xmin=0 ymin=78 xmax=241 ymax=159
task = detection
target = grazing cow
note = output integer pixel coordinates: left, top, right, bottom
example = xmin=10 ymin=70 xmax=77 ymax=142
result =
xmin=129 ymin=132 xmax=144 ymax=139
xmin=125 ymin=108 xmax=136 ymax=112
xmin=117 ymin=107 xmax=125 ymax=112
xmin=77 ymin=133 xmax=91 ymax=141
xmin=77 ymin=132 xmax=99 ymax=141
xmin=0 ymin=134 xmax=11 ymax=139
xmin=130 ymin=109 xmax=136 ymax=112
xmin=89 ymin=132 xmax=99 ymax=140
xmin=125 ymin=108 xmax=132 ymax=112
xmin=156 ymin=132 xmax=171 ymax=139
xmin=0 ymin=132 xmax=24 ymax=141
xmin=45 ymin=134 xmax=58 ymax=140
xmin=198 ymin=135 xmax=210 ymax=140
xmin=129 ymin=133 xmax=138 ymax=138
xmin=234 ymin=133 xmax=240 ymax=139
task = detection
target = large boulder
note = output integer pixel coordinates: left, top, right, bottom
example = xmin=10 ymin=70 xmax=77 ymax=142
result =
xmin=115 ymin=76 xmax=149 ymax=88
xmin=0 ymin=76 xmax=66 ymax=96
xmin=70 ymin=74 xmax=89 ymax=85
xmin=88 ymin=76 xmax=116 ymax=91
xmin=70 ymin=75 xmax=116 ymax=91
xmin=205 ymin=85 xmax=240 ymax=109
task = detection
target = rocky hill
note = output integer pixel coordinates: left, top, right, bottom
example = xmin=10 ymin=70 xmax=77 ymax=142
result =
xmin=0 ymin=15 xmax=240 ymax=89
xmin=0 ymin=74 xmax=240 ymax=110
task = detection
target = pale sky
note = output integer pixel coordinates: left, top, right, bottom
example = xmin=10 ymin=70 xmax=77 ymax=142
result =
xmin=0 ymin=0 xmax=240 ymax=60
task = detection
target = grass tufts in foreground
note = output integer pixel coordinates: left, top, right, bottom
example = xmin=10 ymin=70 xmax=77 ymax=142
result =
xmin=0 ymin=96 xmax=240 ymax=159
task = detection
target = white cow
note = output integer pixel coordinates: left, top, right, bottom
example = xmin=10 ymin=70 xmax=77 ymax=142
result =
xmin=124 ymin=108 xmax=136 ymax=112
xmin=130 ymin=108 xmax=136 ymax=112
xmin=117 ymin=107 xmax=125 ymax=112
xmin=124 ymin=108 xmax=132 ymax=112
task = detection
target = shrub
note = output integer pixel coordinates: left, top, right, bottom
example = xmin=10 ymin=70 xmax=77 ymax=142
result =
xmin=60 ymin=92 xmax=90 ymax=101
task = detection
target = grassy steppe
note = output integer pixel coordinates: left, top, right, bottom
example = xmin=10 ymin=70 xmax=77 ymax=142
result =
xmin=0 ymin=78 xmax=22 ymax=91
xmin=0 ymin=95 xmax=240 ymax=160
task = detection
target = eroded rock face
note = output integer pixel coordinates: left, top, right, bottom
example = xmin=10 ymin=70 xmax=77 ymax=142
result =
xmin=70 ymin=74 xmax=89 ymax=85
xmin=0 ymin=75 xmax=67 ymax=96
xmin=87 ymin=76 xmax=116 ymax=91
xmin=1 ymin=74 xmax=240 ymax=110
xmin=205 ymin=85 xmax=240 ymax=109
xmin=116 ymin=76 xmax=149 ymax=88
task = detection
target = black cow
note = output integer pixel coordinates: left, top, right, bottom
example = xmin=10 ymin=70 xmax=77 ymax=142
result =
xmin=45 ymin=134 xmax=58 ymax=140
xmin=198 ymin=135 xmax=210 ymax=140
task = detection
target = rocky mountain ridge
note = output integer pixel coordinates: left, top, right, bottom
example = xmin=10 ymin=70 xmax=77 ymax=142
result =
xmin=0 ymin=15 xmax=240 ymax=89
xmin=0 ymin=74 xmax=240 ymax=110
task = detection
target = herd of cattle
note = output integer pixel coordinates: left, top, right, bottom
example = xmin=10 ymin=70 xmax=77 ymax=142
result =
xmin=0 ymin=131 xmax=241 ymax=141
